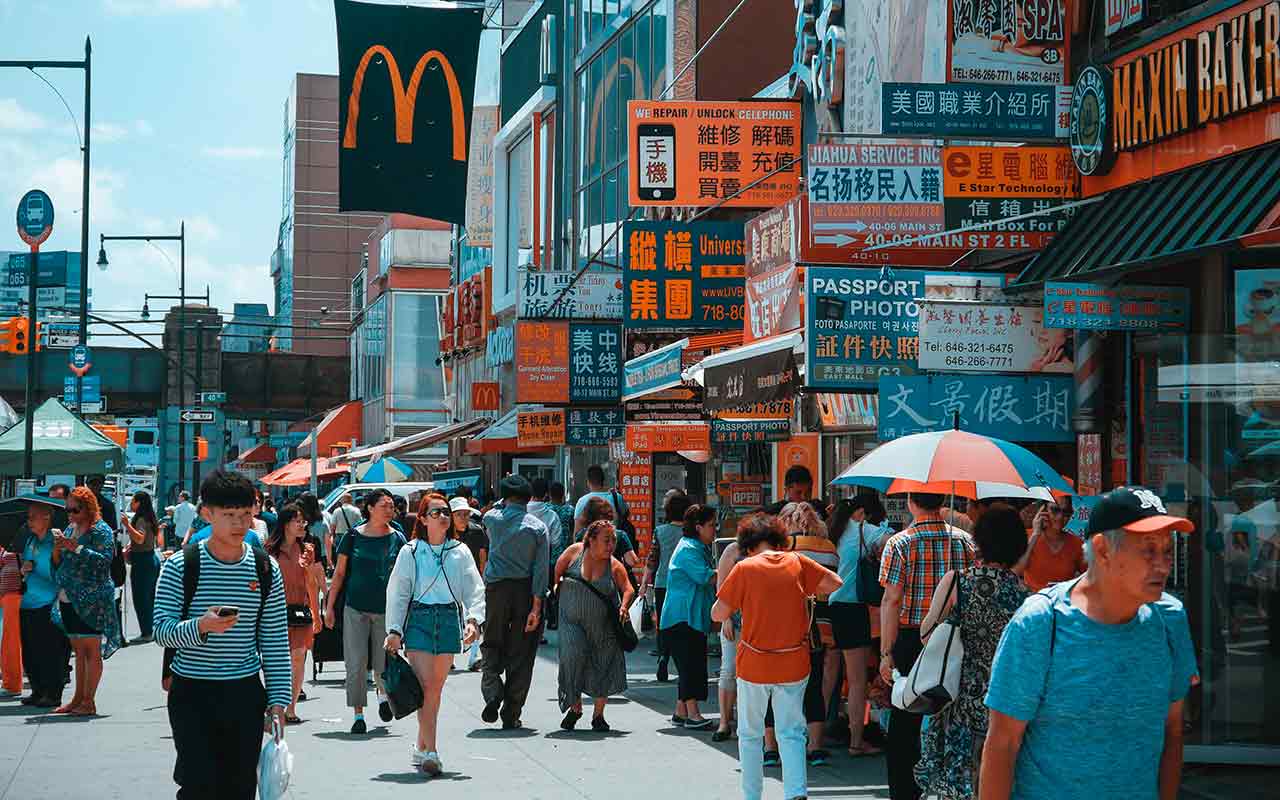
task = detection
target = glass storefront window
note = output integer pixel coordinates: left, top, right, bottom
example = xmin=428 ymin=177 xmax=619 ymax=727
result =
xmin=389 ymin=292 xmax=448 ymax=428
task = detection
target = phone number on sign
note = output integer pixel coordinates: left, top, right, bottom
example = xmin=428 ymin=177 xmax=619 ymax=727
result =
xmin=943 ymin=354 xmax=1014 ymax=369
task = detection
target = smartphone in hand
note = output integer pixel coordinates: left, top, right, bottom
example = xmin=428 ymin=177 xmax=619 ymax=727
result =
xmin=216 ymin=605 xmax=241 ymax=618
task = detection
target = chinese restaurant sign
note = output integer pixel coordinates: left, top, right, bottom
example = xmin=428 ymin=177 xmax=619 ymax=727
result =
xmin=711 ymin=418 xmax=792 ymax=444
xmin=515 ymin=321 xmax=622 ymax=403
xmin=918 ymin=302 xmax=1076 ymax=374
xmin=627 ymin=100 xmax=802 ymax=208
xmin=703 ymin=346 xmax=798 ymax=413
xmin=882 ymin=82 xmax=1069 ymax=140
xmin=745 ymin=265 xmax=803 ymax=343
xmin=948 ymin=0 xmax=1069 ymax=86
xmin=942 ymin=146 xmax=1079 ymax=247
xmin=878 ymin=375 xmax=1075 ymax=442
xmin=807 ymin=144 xmax=945 ymax=250
xmin=1044 ymin=282 xmax=1190 ymax=330
xmin=518 ymin=269 xmax=623 ymax=320
xmin=623 ymin=221 xmax=746 ymax=329
xmin=806 ymin=268 xmax=929 ymax=389
xmin=517 ymin=410 xmax=566 ymax=448
xmin=566 ymin=407 xmax=626 ymax=446
xmin=625 ymin=423 xmax=712 ymax=453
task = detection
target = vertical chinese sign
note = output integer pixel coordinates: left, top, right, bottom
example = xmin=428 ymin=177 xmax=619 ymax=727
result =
xmin=615 ymin=443 xmax=654 ymax=559
xmin=464 ymin=106 xmax=499 ymax=247
xmin=568 ymin=323 xmax=622 ymax=403
xmin=623 ymin=220 xmax=746 ymax=330
xmin=1077 ymin=433 xmax=1102 ymax=495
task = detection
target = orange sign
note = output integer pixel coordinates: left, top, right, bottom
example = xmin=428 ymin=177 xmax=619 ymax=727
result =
xmin=625 ymin=423 xmax=712 ymax=453
xmin=774 ymin=433 xmax=820 ymax=502
xmin=471 ymin=381 xmax=500 ymax=411
xmin=515 ymin=321 xmax=569 ymax=403
xmin=627 ymin=100 xmax=802 ymax=208
xmin=516 ymin=410 xmax=565 ymax=448
xmin=457 ymin=268 xmax=490 ymax=348
xmin=943 ymin=146 xmax=1080 ymax=199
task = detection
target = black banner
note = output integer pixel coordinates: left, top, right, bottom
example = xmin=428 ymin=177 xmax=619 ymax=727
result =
xmin=703 ymin=347 xmax=798 ymax=413
xmin=335 ymin=0 xmax=482 ymax=223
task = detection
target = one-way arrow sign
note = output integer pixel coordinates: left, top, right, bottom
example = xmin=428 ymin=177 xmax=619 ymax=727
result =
xmin=180 ymin=409 xmax=215 ymax=424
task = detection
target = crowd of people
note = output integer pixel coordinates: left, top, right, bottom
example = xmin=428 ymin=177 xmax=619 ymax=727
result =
xmin=0 ymin=461 xmax=1199 ymax=800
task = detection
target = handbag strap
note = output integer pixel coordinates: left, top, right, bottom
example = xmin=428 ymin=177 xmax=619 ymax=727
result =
xmin=564 ymin=569 xmax=619 ymax=611
xmin=921 ymin=569 xmax=961 ymax=641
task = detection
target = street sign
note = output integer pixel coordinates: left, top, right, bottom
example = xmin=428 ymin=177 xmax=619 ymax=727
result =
xmin=180 ymin=409 xmax=215 ymax=424
xmin=69 ymin=344 xmax=91 ymax=377
xmin=64 ymin=375 xmax=101 ymax=404
xmin=16 ymin=190 xmax=54 ymax=247
xmin=199 ymin=391 xmax=227 ymax=405
xmin=43 ymin=322 xmax=79 ymax=348
xmin=80 ymin=399 xmax=105 ymax=414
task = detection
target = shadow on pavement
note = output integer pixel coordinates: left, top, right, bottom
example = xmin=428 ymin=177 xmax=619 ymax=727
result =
xmin=24 ymin=714 xmax=94 ymax=724
xmin=313 ymin=727 xmax=396 ymax=741
xmin=465 ymin=726 xmax=540 ymax=739
xmin=372 ymin=770 xmax=473 ymax=784
xmin=545 ymin=729 xmax=630 ymax=741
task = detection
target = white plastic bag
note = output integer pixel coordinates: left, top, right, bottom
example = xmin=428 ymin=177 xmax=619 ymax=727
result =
xmin=258 ymin=719 xmax=292 ymax=800
xmin=628 ymin=597 xmax=643 ymax=635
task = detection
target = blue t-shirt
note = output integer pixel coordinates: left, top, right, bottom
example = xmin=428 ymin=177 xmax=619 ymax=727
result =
xmin=985 ymin=582 xmax=1197 ymax=800
xmin=187 ymin=526 xmax=264 ymax=550
xmin=21 ymin=532 xmax=57 ymax=609
xmin=829 ymin=520 xmax=891 ymax=604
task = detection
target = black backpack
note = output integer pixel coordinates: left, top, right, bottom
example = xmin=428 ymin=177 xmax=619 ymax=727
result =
xmin=161 ymin=541 xmax=273 ymax=688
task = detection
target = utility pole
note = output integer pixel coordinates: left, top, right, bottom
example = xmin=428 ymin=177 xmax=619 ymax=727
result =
xmin=23 ymin=247 xmax=38 ymax=478
xmin=192 ymin=319 xmax=202 ymax=498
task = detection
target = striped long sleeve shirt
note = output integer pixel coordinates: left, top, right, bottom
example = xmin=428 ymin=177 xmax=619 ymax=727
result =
xmin=153 ymin=542 xmax=293 ymax=708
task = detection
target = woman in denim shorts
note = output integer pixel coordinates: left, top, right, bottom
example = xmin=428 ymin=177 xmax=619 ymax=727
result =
xmin=384 ymin=494 xmax=485 ymax=777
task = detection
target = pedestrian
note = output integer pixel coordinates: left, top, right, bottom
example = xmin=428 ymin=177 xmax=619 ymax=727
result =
xmin=981 ymin=487 xmax=1198 ymax=800
xmin=572 ymin=464 xmax=628 ymax=520
xmin=85 ymin=476 xmax=118 ymax=533
xmin=120 ymin=490 xmax=162 ymax=644
xmin=154 ymin=469 xmax=291 ymax=800
xmin=659 ymin=503 xmax=719 ymax=731
xmin=878 ymin=492 xmax=976 ymax=800
xmin=17 ymin=500 xmax=69 ymax=707
xmin=323 ymin=487 xmax=407 ymax=733
xmin=712 ymin=512 xmax=843 ymax=800
xmin=173 ymin=491 xmax=197 ymax=545
xmin=766 ymin=465 xmax=828 ymax=521
xmin=393 ymin=494 xmax=412 ymax=535
xmin=449 ymin=496 xmax=489 ymax=671
xmin=528 ymin=477 xmax=564 ymax=606
xmin=256 ymin=488 xmax=278 ymax=534
xmin=914 ymin=504 xmax=1029 ymax=798
xmin=265 ymin=503 xmax=324 ymax=724
xmin=479 ymin=475 xmax=550 ymax=729
xmin=384 ymin=493 xmax=485 ymax=776
xmin=553 ymin=519 xmax=634 ymax=731
xmin=576 ymin=496 xmax=638 ymax=568
xmin=713 ymin=531 xmax=749 ymax=743
xmin=639 ymin=491 xmax=693 ymax=683
xmin=51 ymin=486 xmax=122 ymax=715
xmin=297 ymin=492 xmax=331 ymax=565
xmin=827 ymin=496 xmax=892 ymax=758
xmin=161 ymin=506 xmax=177 ymax=554
xmin=548 ymin=482 xmax=576 ymax=551
xmin=1015 ymin=497 xmax=1086 ymax=592
xmin=0 ymin=539 xmax=22 ymax=696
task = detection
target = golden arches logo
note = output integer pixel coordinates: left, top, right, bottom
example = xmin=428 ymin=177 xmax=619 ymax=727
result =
xmin=343 ymin=44 xmax=467 ymax=161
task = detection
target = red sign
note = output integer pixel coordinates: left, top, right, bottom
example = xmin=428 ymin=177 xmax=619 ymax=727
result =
xmin=746 ymin=196 xmax=802 ymax=278
xmin=616 ymin=445 xmax=653 ymax=559
xmin=744 ymin=264 xmax=803 ymax=343
xmin=515 ymin=321 xmax=570 ymax=403
xmin=457 ymin=267 xmax=491 ymax=348
xmin=625 ymin=423 xmax=712 ymax=453
xmin=471 ymin=381 xmax=500 ymax=411
xmin=1078 ymin=433 xmax=1102 ymax=496
xmin=729 ymin=482 xmax=764 ymax=508
xmin=774 ymin=433 xmax=820 ymax=502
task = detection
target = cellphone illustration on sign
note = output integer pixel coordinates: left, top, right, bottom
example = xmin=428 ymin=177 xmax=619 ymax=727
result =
xmin=637 ymin=123 xmax=676 ymax=201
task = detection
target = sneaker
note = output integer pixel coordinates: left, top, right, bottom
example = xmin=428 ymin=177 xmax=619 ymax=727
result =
xmin=763 ymin=750 xmax=781 ymax=768
xmin=807 ymin=749 xmax=829 ymax=767
xmin=410 ymin=746 xmax=427 ymax=770
xmin=421 ymin=751 xmax=442 ymax=776
xmin=670 ymin=715 xmax=687 ymax=727
xmin=684 ymin=717 xmax=715 ymax=731
xmin=350 ymin=717 xmax=367 ymax=734
xmin=378 ymin=699 xmax=393 ymax=723
xmin=591 ymin=716 xmax=610 ymax=732
xmin=481 ymin=699 xmax=502 ymax=724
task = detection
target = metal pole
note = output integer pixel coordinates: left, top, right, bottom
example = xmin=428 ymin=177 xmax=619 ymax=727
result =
xmin=177 ymin=222 xmax=185 ymax=498
xmin=310 ymin=429 xmax=318 ymax=495
xmin=23 ymin=246 xmax=39 ymax=479
xmin=192 ymin=320 xmax=202 ymax=498
xmin=76 ymin=37 xmax=91 ymax=414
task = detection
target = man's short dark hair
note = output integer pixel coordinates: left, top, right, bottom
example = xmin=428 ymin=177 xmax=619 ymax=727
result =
xmin=48 ymin=483 xmax=71 ymax=499
xmin=86 ymin=475 xmax=105 ymax=488
xmin=199 ymin=470 xmax=256 ymax=509
xmin=972 ymin=506 xmax=1028 ymax=566
xmin=530 ymin=476 xmax=549 ymax=499
xmin=549 ymin=481 xmax=566 ymax=503
xmin=586 ymin=465 xmax=606 ymax=486
xmin=909 ymin=492 xmax=945 ymax=511
xmin=177 ymin=490 xmax=190 ymax=502
xmin=665 ymin=492 xmax=694 ymax=524
xmin=784 ymin=465 xmax=813 ymax=488
xmin=500 ymin=475 xmax=533 ymax=503
xmin=452 ymin=485 xmax=473 ymax=500
xmin=737 ymin=512 xmax=788 ymax=554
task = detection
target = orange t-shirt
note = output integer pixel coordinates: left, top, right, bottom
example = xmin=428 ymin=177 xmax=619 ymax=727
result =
xmin=717 ymin=551 xmax=828 ymax=684
xmin=1021 ymin=531 xmax=1086 ymax=592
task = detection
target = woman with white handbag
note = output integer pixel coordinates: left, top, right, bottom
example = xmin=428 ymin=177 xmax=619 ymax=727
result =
xmin=910 ymin=505 xmax=1029 ymax=799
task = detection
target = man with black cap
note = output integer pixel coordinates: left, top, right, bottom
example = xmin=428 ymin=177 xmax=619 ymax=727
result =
xmin=981 ymin=487 xmax=1199 ymax=800
xmin=478 ymin=475 xmax=550 ymax=729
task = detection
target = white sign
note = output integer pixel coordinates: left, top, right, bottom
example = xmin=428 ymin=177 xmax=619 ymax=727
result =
xmin=179 ymin=409 xmax=215 ymax=424
xmin=517 ymin=269 xmax=623 ymax=320
xmin=80 ymin=399 xmax=105 ymax=414
xmin=0 ymin=286 xmax=65 ymax=307
xmin=918 ymin=302 xmax=1076 ymax=374
xmin=44 ymin=322 xmax=80 ymax=348
xmin=1105 ymin=0 xmax=1143 ymax=35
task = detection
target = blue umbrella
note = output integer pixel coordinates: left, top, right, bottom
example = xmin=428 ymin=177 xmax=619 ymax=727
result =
xmin=355 ymin=456 xmax=413 ymax=483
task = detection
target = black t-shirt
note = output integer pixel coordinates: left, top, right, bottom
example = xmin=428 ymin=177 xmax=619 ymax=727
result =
xmin=96 ymin=492 xmax=118 ymax=532
xmin=458 ymin=522 xmax=489 ymax=560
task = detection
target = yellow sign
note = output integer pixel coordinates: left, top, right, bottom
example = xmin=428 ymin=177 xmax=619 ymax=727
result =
xmin=342 ymin=46 xmax=466 ymax=160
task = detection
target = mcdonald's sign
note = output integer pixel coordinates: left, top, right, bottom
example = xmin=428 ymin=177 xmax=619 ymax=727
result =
xmin=471 ymin=381 xmax=500 ymax=412
xmin=335 ymin=0 xmax=483 ymax=224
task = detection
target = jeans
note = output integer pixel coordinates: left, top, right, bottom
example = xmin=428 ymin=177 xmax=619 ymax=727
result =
xmin=342 ymin=606 xmax=386 ymax=708
xmin=129 ymin=550 xmax=160 ymax=638
xmin=168 ymin=674 xmax=266 ymax=799
xmin=738 ymin=677 xmax=808 ymax=800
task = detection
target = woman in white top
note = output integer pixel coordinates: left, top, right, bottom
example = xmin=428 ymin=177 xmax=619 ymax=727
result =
xmin=384 ymin=493 xmax=485 ymax=777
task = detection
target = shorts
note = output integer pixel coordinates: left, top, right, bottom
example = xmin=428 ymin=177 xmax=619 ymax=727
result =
xmin=403 ymin=602 xmax=461 ymax=655
xmin=60 ymin=601 xmax=101 ymax=638
xmin=718 ymin=630 xmax=737 ymax=691
xmin=829 ymin=602 xmax=873 ymax=650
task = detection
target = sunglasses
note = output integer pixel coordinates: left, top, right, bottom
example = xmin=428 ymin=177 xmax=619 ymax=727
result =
xmin=66 ymin=505 xmax=84 ymax=514
xmin=425 ymin=508 xmax=449 ymax=518
xmin=1046 ymin=505 xmax=1071 ymax=516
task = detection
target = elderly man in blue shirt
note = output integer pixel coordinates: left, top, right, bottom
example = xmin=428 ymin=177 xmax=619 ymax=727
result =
xmin=479 ymin=475 xmax=550 ymax=730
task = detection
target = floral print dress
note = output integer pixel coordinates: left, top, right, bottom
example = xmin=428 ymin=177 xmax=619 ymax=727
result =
xmin=52 ymin=519 xmax=123 ymax=658
xmin=914 ymin=566 xmax=1028 ymax=798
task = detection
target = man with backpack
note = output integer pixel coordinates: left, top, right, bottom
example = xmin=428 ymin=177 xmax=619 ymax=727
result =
xmin=153 ymin=470 xmax=290 ymax=800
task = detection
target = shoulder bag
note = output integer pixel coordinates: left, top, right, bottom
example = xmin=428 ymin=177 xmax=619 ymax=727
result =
xmin=564 ymin=568 xmax=639 ymax=652
xmin=856 ymin=522 xmax=885 ymax=605
xmin=892 ymin=571 xmax=964 ymax=715
xmin=382 ymin=541 xmax=424 ymax=720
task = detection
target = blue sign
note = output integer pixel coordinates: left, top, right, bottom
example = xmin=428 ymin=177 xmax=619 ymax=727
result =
xmin=430 ymin=467 xmax=483 ymax=496
xmin=710 ymin=418 xmax=792 ymax=444
xmin=64 ymin=375 xmax=101 ymax=404
xmin=70 ymin=345 xmax=91 ymax=371
xmin=877 ymin=375 xmax=1075 ymax=442
xmin=623 ymin=340 xmax=685 ymax=400
xmin=623 ymin=220 xmax=746 ymax=329
xmin=566 ymin=407 xmax=626 ymax=446
xmin=16 ymin=189 xmax=54 ymax=244
xmin=568 ymin=322 xmax=622 ymax=404
xmin=1044 ymin=282 xmax=1190 ymax=331
xmin=7 ymin=251 xmax=70 ymax=287
xmin=882 ymin=83 xmax=1062 ymax=140
xmin=1065 ymin=495 xmax=1102 ymax=538
xmin=268 ymin=432 xmax=309 ymax=448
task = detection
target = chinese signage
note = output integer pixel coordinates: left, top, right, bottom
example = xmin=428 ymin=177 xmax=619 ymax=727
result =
xmin=703 ymin=345 xmax=798 ymax=413
xmin=518 ymin=268 xmax=623 ymax=320
xmin=843 ymin=0 xmax=948 ymax=135
xmin=623 ymin=221 xmax=746 ymax=329
xmin=1105 ymin=0 xmax=1144 ymax=35
xmin=625 ymin=387 xmax=704 ymax=422
xmin=745 ymin=265 xmax=803 ymax=343
xmin=625 ymin=423 xmax=712 ymax=453
xmin=464 ymin=105 xmax=499 ymax=247
xmin=942 ymin=146 xmax=1079 ymax=247
xmin=948 ymin=0 xmax=1069 ymax=86
xmin=711 ymin=418 xmax=791 ymax=444
xmin=457 ymin=268 xmax=490 ymax=348
xmin=805 ymin=267 xmax=928 ymax=389
xmin=878 ymin=375 xmax=1075 ymax=442
xmin=515 ymin=321 xmax=622 ymax=404
xmin=919 ymin=302 xmax=1076 ymax=374
xmin=745 ymin=197 xmax=801 ymax=278
xmin=883 ymin=82 xmax=1069 ymax=140
xmin=616 ymin=447 xmax=653 ymax=556
xmin=517 ymin=410 xmax=566 ymax=448
xmin=623 ymin=340 xmax=685 ymax=400
xmin=568 ymin=323 xmax=622 ymax=403
xmin=627 ymin=100 xmax=803 ymax=208
xmin=808 ymin=144 xmax=944 ymax=250
xmin=1044 ymin=282 xmax=1190 ymax=330
xmin=1078 ymin=433 xmax=1103 ymax=495
xmin=566 ymin=408 xmax=626 ymax=446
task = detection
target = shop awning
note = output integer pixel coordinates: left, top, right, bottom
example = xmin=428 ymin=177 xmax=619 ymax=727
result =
xmin=1013 ymin=143 xmax=1280 ymax=287
xmin=259 ymin=457 xmax=348 ymax=487
xmin=238 ymin=443 xmax=277 ymax=464
xmin=621 ymin=331 xmax=745 ymax=403
xmin=296 ymin=401 xmax=363 ymax=458
xmin=464 ymin=407 xmax=559 ymax=454
xmin=335 ymin=418 xmax=490 ymax=463
xmin=683 ymin=331 xmax=804 ymax=387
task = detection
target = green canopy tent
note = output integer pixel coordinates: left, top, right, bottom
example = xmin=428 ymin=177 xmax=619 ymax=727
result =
xmin=0 ymin=398 xmax=124 ymax=477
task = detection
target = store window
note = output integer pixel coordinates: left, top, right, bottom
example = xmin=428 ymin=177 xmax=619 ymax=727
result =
xmin=497 ymin=108 xmax=556 ymax=306
xmin=389 ymin=292 xmax=449 ymax=429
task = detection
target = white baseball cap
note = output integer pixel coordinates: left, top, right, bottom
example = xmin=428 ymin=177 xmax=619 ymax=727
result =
xmin=449 ymin=497 xmax=471 ymax=513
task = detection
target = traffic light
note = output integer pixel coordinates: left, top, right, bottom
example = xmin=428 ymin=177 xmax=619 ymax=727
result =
xmin=196 ymin=436 xmax=209 ymax=461
xmin=4 ymin=318 xmax=30 ymax=355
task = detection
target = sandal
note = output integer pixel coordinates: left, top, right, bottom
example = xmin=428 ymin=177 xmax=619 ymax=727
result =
xmin=285 ymin=713 xmax=303 ymax=725
xmin=711 ymin=729 xmax=733 ymax=742
xmin=70 ymin=702 xmax=97 ymax=716
xmin=848 ymin=743 xmax=882 ymax=757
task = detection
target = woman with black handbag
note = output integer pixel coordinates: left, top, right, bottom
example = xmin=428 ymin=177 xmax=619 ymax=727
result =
xmin=552 ymin=519 xmax=635 ymax=732
xmin=265 ymin=503 xmax=325 ymax=724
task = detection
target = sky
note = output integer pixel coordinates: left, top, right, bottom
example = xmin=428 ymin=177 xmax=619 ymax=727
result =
xmin=0 ymin=0 xmax=356 ymax=346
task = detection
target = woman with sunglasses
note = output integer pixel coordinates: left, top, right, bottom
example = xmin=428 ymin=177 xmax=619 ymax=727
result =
xmin=384 ymin=493 xmax=485 ymax=777
xmin=50 ymin=486 xmax=122 ymax=715
xmin=1015 ymin=496 xmax=1085 ymax=592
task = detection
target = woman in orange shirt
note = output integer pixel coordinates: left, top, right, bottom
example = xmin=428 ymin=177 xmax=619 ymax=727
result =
xmin=1015 ymin=498 xmax=1086 ymax=592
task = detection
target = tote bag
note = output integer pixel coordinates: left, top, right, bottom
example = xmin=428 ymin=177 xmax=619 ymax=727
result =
xmin=891 ymin=574 xmax=963 ymax=715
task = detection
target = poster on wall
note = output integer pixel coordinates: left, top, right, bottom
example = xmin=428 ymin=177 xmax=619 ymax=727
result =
xmin=773 ymin=433 xmax=820 ymax=502
xmin=1234 ymin=269 xmax=1280 ymax=362
xmin=877 ymin=374 xmax=1074 ymax=441
xmin=918 ymin=302 xmax=1075 ymax=373
xmin=623 ymin=221 xmax=746 ymax=329
xmin=844 ymin=0 xmax=949 ymax=135
xmin=948 ymin=0 xmax=1069 ymax=86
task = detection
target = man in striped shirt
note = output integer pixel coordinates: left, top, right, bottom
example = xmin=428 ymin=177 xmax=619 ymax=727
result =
xmin=154 ymin=470 xmax=291 ymax=800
